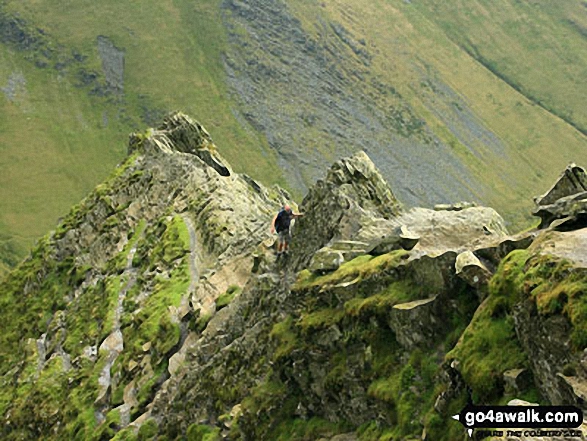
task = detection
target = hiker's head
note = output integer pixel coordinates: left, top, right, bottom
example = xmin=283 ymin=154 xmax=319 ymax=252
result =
xmin=283 ymin=204 xmax=292 ymax=213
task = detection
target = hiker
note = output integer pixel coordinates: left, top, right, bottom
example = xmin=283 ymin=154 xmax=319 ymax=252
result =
xmin=271 ymin=205 xmax=303 ymax=256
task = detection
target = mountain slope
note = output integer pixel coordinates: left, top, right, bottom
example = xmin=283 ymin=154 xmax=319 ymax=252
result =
xmin=0 ymin=114 xmax=289 ymax=439
xmin=2 ymin=115 xmax=587 ymax=440
xmin=1 ymin=0 xmax=587 ymax=273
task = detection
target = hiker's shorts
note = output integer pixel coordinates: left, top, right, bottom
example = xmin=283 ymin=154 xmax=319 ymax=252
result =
xmin=277 ymin=229 xmax=291 ymax=244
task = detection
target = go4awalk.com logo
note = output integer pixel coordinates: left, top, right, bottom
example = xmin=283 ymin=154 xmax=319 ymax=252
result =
xmin=452 ymin=404 xmax=583 ymax=438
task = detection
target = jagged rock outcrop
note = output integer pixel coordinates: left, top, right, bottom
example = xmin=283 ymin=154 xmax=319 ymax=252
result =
xmin=290 ymin=151 xmax=402 ymax=270
xmin=129 ymin=112 xmax=231 ymax=177
xmin=534 ymin=164 xmax=587 ymax=229
xmin=2 ymin=116 xmax=587 ymax=441
xmin=513 ymin=299 xmax=574 ymax=405
xmin=0 ymin=113 xmax=290 ymax=440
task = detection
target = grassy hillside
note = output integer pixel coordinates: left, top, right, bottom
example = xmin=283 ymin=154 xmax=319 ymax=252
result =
xmin=0 ymin=0 xmax=281 ymax=273
xmin=1 ymin=0 xmax=587 ymax=274
xmin=225 ymin=0 xmax=587 ymax=220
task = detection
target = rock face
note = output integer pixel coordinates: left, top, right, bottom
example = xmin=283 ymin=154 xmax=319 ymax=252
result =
xmin=290 ymin=151 xmax=402 ymax=270
xmin=1 ymin=118 xmax=587 ymax=441
xmin=513 ymin=299 xmax=574 ymax=405
xmin=388 ymin=296 xmax=439 ymax=349
xmin=534 ymin=164 xmax=587 ymax=228
xmin=396 ymin=206 xmax=509 ymax=253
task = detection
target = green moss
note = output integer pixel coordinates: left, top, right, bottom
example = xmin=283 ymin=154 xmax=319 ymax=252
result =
xmin=93 ymin=408 xmax=122 ymax=440
xmin=216 ymin=285 xmax=241 ymax=310
xmin=522 ymin=255 xmax=587 ymax=349
xmin=137 ymin=419 xmax=158 ymax=440
xmin=488 ymin=249 xmax=531 ymax=301
xmin=122 ymin=255 xmax=188 ymax=362
xmin=357 ymin=421 xmax=394 ymax=441
xmin=299 ymin=308 xmax=344 ymax=334
xmin=0 ymin=234 xmax=83 ymax=372
xmin=423 ymin=389 xmax=469 ymax=441
xmin=111 ymin=219 xmax=147 ymax=272
xmin=365 ymin=350 xmax=440 ymax=439
xmin=269 ymin=417 xmax=350 ymax=441
xmin=236 ymin=374 xmax=293 ymax=439
xmin=99 ymin=275 xmax=123 ymax=341
xmin=448 ymin=305 xmax=526 ymax=401
xmin=294 ymin=251 xmax=408 ymax=289
xmin=441 ymin=250 xmax=550 ymax=403
xmin=112 ymin=427 xmax=139 ymax=441
xmin=186 ymin=424 xmax=221 ymax=441
xmin=344 ymin=280 xmax=420 ymax=318
xmin=195 ymin=312 xmax=214 ymax=333
xmin=270 ymin=316 xmax=300 ymax=360
xmin=150 ymin=215 xmax=191 ymax=266
xmin=490 ymin=250 xmax=587 ymax=350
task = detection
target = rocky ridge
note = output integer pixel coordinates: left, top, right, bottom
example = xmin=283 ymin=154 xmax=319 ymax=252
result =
xmin=1 ymin=115 xmax=587 ymax=440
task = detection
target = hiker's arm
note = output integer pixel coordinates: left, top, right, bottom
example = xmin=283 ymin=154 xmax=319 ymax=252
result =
xmin=293 ymin=213 xmax=304 ymax=218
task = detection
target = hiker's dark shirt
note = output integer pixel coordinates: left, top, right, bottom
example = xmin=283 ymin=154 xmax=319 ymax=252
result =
xmin=275 ymin=210 xmax=293 ymax=232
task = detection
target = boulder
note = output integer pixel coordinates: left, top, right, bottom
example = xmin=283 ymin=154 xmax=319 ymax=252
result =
xmin=535 ymin=164 xmax=587 ymax=206
xmin=157 ymin=112 xmax=215 ymax=153
xmin=366 ymin=225 xmax=420 ymax=255
xmin=474 ymin=232 xmax=535 ymax=266
xmin=513 ymin=299 xmax=574 ymax=405
xmin=308 ymin=240 xmax=369 ymax=273
xmin=534 ymin=191 xmax=587 ymax=229
xmin=533 ymin=164 xmax=587 ymax=228
xmin=129 ymin=112 xmax=232 ymax=176
xmin=557 ymin=374 xmax=587 ymax=413
xmin=393 ymin=206 xmax=508 ymax=253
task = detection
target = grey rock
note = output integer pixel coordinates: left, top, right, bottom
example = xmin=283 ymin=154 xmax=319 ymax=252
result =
xmin=309 ymin=247 xmax=345 ymax=273
xmin=434 ymin=201 xmax=478 ymax=211
xmin=129 ymin=113 xmax=232 ymax=177
xmin=291 ymin=151 xmax=402 ymax=270
xmin=455 ymin=250 xmax=492 ymax=289
xmin=395 ymin=206 xmax=509 ymax=253
xmin=534 ymin=191 xmax=587 ymax=229
xmin=535 ymin=164 xmax=587 ymax=206
xmin=367 ymin=225 xmax=420 ymax=255
xmin=513 ymin=299 xmax=573 ymax=405
xmin=97 ymin=35 xmax=124 ymax=94
xmin=388 ymin=296 xmax=439 ymax=350
xmin=1 ymin=71 xmax=26 ymax=102
xmin=534 ymin=164 xmax=587 ymax=228
xmin=557 ymin=374 xmax=587 ymax=413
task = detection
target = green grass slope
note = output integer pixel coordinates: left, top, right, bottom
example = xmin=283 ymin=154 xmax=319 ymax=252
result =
xmin=0 ymin=0 xmax=282 ymax=274
xmin=1 ymin=0 xmax=587 ymax=274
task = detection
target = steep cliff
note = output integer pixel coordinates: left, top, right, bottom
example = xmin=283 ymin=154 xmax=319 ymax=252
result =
xmin=1 ymin=115 xmax=587 ymax=441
